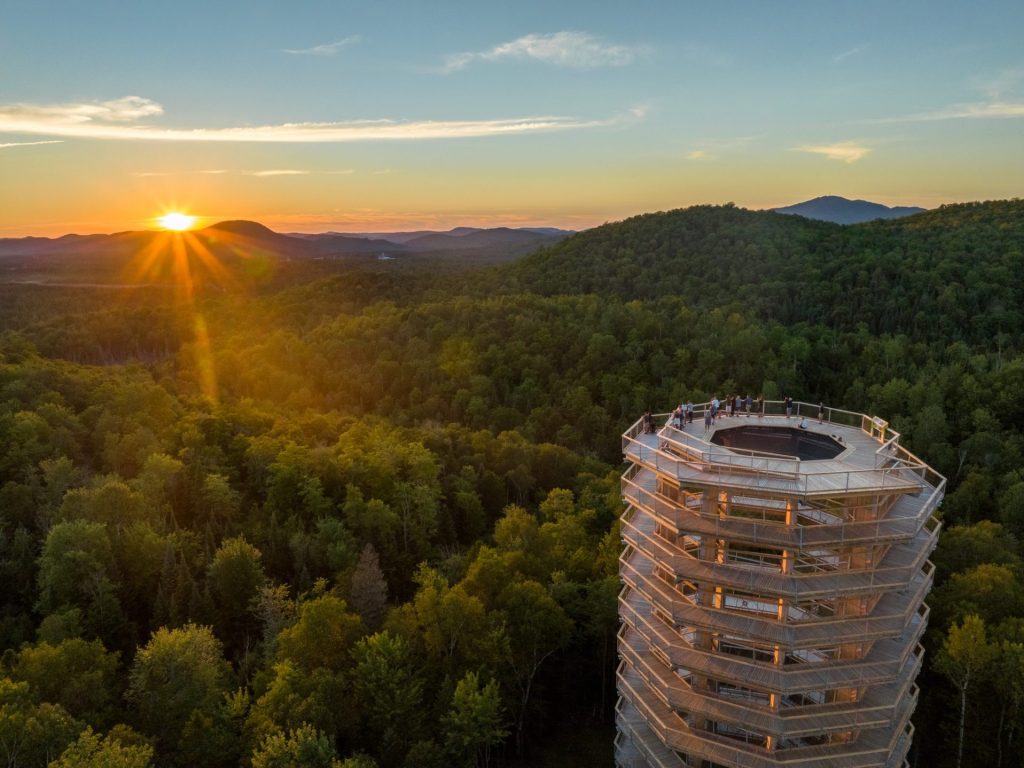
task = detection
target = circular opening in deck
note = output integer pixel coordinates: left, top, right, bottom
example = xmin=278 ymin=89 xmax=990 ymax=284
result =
xmin=710 ymin=425 xmax=845 ymax=461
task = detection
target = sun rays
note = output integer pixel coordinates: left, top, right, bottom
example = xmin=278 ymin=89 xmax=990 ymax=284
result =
xmin=124 ymin=214 xmax=279 ymax=404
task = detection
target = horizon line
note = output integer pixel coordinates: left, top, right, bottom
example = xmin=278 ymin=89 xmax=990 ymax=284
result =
xmin=0 ymin=194 xmax=959 ymax=239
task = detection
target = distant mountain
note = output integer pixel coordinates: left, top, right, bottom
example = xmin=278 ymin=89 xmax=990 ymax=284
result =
xmin=312 ymin=226 xmax=575 ymax=246
xmin=286 ymin=226 xmax=571 ymax=258
xmin=401 ymin=227 xmax=564 ymax=253
xmin=772 ymin=196 xmax=926 ymax=224
xmin=521 ymin=227 xmax=574 ymax=237
xmin=0 ymin=221 xmax=569 ymax=273
xmin=203 ymin=220 xmax=279 ymax=238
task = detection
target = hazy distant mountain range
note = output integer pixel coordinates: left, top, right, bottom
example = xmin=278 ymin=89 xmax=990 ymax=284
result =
xmin=0 ymin=222 xmax=573 ymax=260
xmin=772 ymin=196 xmax=927 ymax=224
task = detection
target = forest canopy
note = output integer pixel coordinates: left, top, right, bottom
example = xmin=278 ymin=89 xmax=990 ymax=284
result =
xmin=0 ymin=199 xmax=1023 ymax=767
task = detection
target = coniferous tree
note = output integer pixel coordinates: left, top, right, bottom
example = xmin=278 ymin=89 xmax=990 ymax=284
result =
xmin=349 ymin=543 xmax=388 ymax=633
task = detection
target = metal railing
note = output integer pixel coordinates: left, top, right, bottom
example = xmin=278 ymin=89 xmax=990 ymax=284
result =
xmin=620 ymin=547 xmax=933 ymax=647
xmin=618 ymin=625 xmax=918 ymax=738
xmin=621 ymin=504 xmax=939 ymax=599
xmin=617 ymin=662 xmax=911 ymax=768
xmin=621 ymin=469 xmax=941 ymax=549
xmin=622 ymin=402 xmax=948 ymax=500
xmin=619 ymin=585 xmax=927 ymax=695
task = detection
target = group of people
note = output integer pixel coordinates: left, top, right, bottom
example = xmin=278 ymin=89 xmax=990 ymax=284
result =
xmin=698 ymin=394 xmax=765 ymax=431
xmin=640 ymin=395 xmax=828 ymax=436
xmin=667 ymin=394 xmax=767 ymax=432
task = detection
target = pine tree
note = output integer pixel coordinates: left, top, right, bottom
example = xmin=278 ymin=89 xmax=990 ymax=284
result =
xmin=153 ymin=546 xmax=177 ymax=629
xmin=170 ymin=561 xmax=194 ymax=627
xmin=349 ymin=544 xmax=388 ymax=633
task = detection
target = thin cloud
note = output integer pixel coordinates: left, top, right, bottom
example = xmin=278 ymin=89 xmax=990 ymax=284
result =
xmin=870 ymin=100 xmax=1024 ymax=123
xmin=683 ymin=135 xmax=753 ymax=161
xmin=442 ymin=31 xmax=642 ymax=73
xmin=135 ymin=169 xmax=228 ymax=176
xmin=979 ymin=68 xmax=1024 ymax=100
xmin=795 ymin=141 xmax=871 ymax=163
xmin=868 ymin=70 xmax=1024 ymax=123
xmin=200 ymin=169 xmax=228 ymax=174
xmin=832 ymin=44 xmax=868 ymax=64
xmin=0 ymin=95 xmax=638 ymax=143
xmin=4 ymin=96 xmax=164 ymax=122
xmin=0 ymin=139 xmax=63 ymax=149
xmin=283 ymin=35 xmax=360 ymax=56
xmin=247 ymin=169 xmax=310 ymax=177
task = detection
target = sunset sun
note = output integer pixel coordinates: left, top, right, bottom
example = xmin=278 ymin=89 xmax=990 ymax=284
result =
xmin=158 ymin=212 xmax=196 ymax=231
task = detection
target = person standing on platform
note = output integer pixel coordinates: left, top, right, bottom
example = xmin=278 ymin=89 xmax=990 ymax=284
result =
xmin=818 ymin=401 xmax=825 ymax=424
xmin=757 ymin=394 xmax=764 ymax=419
xmin=686 ymin=400 xmax=694 ymax=423
xmin=785 ymin=396 xmax=793 ymax=418
xmin=745 ymin=394 xmax=753 ymax=416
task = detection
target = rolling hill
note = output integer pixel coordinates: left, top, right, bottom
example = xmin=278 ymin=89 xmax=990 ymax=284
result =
xmin=506 ymin=199 xmax=1024 ymax=343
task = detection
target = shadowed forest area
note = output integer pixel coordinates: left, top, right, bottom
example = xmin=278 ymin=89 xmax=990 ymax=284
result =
xmin=1 ymin=200 xmax=1024 ymax=767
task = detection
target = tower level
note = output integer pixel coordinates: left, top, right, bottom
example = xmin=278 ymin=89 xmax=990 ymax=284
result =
xmin=615 ymin=401 xmax=944 ymax=768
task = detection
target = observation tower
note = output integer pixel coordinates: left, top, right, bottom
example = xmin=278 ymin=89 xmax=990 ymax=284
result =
xmin=614 ymin=401 xmax=944 ymax=768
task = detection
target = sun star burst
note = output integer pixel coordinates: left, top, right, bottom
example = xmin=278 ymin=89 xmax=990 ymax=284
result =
xmin=158 ymin=211 xmax=196 ymax=231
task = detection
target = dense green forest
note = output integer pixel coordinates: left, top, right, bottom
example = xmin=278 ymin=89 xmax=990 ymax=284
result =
xmin=1 ymin=200 xmax=1024 ymax=767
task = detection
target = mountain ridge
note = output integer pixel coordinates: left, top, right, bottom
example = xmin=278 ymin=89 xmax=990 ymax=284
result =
xmin=0 ymin=221 xmax=571 ymax=258
xmin=772 ymin=195 xmax=926 ymax=224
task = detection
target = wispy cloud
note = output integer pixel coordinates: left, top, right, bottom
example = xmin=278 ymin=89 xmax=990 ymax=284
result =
xmin=0 ymin=139 xmax=63 ymax=149
xmin=282 ymin=36 xmax=360 ymax=56
xmin=135 ymin=169 xmax=358 ymax=178
xmin=0 ymin=95 xmax=638 ymax=143
xmin=979 ymin=68 xmax=1024 ymax=100
xmin=441 ymin=31 xmax=643 ymax=73
xmin=5 ymin=96 xmax=164 ymax=123
xmin=795 ymin=141 xmax=871 ymax=163
xmin=868 ymin=69 xmax=1024 ymax=123
xmin=247 ymin=169 xmax=310 ymax=177
xmin=870 ymin=100 xmax=1024 ymax=123
xmin=683 ymin=135 xmax=753 ymax=161
xmin=832 ymin=44 xmax=868 ymax=64
xmin=136 ymin=169 xmax=230 ymax=177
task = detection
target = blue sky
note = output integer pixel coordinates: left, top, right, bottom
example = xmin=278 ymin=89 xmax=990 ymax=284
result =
xmin=1 ymin=0 xmax=1022 ymax=234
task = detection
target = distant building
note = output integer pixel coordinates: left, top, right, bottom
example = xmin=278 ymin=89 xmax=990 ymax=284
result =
xmin=616 ymin=401 xmax=943 ymax=768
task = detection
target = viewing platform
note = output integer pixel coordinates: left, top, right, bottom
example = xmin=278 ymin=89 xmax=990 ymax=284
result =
xmin=623 ymin=402 xmax=941 ymax=498
xmin=616 ymin=400 xmax=944 ymax=768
